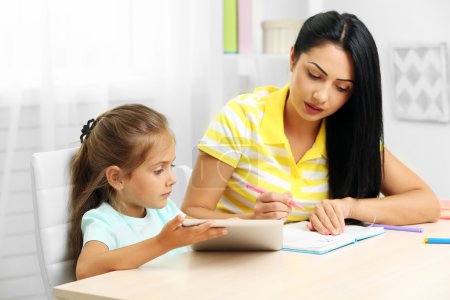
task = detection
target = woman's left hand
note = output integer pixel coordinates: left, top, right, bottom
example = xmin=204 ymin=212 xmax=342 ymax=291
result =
xmin=307 ymin=197 xmax=354 ymax=235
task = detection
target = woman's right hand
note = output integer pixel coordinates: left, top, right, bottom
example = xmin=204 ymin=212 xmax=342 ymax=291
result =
xmin=253 ymin=192 xmax=292 ymax=221
xmin=156 ymin=215 xmax=227 ymax=251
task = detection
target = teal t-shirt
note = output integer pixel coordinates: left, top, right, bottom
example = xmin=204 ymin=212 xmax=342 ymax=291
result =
xmin=81 ymin=199 xmax=188 ymax=261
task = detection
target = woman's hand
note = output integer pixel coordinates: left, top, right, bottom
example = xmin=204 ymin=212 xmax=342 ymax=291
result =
xmin=253 ymin=192 xmax=292 ymax=221
xmin=307 ymin=197 xmax=355 ymax=235
xmin=156 ymin=215 xmax=227 ymax=251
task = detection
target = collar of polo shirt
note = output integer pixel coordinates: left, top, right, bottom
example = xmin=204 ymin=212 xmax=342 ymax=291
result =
xmin=260 ymin=84 xmax=327 ymax=163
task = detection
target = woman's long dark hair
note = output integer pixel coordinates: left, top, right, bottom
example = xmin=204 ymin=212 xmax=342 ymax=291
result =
xmin=293 ymin=11 xmax=383 ymax=199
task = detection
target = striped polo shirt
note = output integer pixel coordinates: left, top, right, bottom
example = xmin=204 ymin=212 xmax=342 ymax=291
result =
xmin=198 ymin=84 xmax=328 ymax=222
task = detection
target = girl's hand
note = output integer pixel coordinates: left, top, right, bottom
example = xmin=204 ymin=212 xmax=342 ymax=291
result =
xmin=307 ymin=197 xmax=354 ymax=235
xmin=252 ymin=192 xmax=292 ymax=221
xmin=156 ymin=215 xmax=227 ymax=250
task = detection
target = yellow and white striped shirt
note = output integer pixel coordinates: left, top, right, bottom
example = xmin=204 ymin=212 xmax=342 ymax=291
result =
xmin=198 ymin=84 xmax=328 ymax=222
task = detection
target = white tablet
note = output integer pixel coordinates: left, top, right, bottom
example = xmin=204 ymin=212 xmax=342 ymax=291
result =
xmin=182 ymin=219 xmax=283 ymax=251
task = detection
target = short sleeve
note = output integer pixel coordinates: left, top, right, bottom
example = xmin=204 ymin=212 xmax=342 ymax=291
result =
xmin=198 ymin=99 xmax=250 ymax=168
xmin=81 ymin=209 xmax=117 ymax=250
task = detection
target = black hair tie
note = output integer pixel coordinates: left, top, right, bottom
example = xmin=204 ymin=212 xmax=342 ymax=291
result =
xmin=80 ymin=118 xmax=96 ymax=143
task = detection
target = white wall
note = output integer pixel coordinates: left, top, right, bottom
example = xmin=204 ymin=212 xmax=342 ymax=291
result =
xmin=322 ymin=0 xmax=450 ymax=199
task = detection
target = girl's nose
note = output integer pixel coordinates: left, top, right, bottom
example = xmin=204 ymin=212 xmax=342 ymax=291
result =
xmin=167 ymin=168 xmax=177 ymax=186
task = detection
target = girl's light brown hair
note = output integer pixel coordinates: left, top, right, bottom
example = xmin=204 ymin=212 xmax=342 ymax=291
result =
xmin=69 ymin=104 xmax=172 ymax=270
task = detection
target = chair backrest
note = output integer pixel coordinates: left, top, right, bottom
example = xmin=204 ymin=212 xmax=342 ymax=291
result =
xmin=31 ymin=147 xmax=192 ymax=298
xmin=31 ymin=147 xmax=78 ymax=299
xmin=171 ymin=165 xmax=192 ymax=208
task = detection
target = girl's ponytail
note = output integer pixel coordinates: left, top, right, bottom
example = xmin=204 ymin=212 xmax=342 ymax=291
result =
xmin=69 ymin=145 xmax=108 ymax=268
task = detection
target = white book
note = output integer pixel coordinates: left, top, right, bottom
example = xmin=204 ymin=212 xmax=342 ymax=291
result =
xmin=283 ymin=221 xmax=385 ymax=254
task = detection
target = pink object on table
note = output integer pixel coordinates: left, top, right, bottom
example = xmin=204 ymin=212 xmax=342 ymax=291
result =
xmin=440 ymin=200 xmax=450 ymax=210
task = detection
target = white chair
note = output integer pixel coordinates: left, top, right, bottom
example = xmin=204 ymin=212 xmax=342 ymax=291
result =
xmin=171 ymin=165 xmax=192 ymax=208
xmin=31 ymin=147 xmax=78 ymax=299
xmin=31 ymin=147 xmax=192 ymax=299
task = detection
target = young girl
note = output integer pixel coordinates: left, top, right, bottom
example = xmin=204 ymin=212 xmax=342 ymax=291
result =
xmin=69 ymin=104 xmax=226 ymax=280
xmin=182 ymin=11 xmax=440 ymax=235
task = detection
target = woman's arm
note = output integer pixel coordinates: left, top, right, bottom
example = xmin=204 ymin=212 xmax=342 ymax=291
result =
xmin=308 ymin=148 xmax=440 ymax=235
xmin=76 ymin=215 xmax=226 ymax=279
xmin=182 ymin=151 xmax=292 ymax=220
xmin=348 ymin=147 xmax=440 ymax=224
xmin=182 ymin=151 xmax=253 ymax=219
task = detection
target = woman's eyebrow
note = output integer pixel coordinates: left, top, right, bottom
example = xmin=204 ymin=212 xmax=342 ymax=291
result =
xmin=307 ymin=61 xmax=354 ymax=83
xmin=308 ymin=62 xmax=328 ymax=76
xmin=336 ymin=78 xmax=354 ymax=83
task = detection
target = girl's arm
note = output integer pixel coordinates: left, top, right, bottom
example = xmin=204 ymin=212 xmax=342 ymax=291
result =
xmin=308 ymin=148 xmax=440 ymax=235
xmin=76 ymin=215 xmax=226 ymax=279
xmin=76 ymin=239 xmax=164 ymax=280
xmin=182 ymin=152 xmax=292 ymax=220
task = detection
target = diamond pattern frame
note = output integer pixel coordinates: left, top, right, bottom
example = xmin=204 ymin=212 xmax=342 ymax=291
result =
xmin=392 ymin=43 xmax=449 ymax=123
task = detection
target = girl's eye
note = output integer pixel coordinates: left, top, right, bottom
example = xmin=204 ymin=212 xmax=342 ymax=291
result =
xmin=308 ymin=70 xmax=321 ymax=80
xmin=154 ymin=169 xmax=164 ymax=175
xmin=154 ymin=164 xmax=175 ymax=175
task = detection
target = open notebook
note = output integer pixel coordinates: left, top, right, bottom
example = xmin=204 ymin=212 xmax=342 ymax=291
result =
xmin=282 ymin=221 xmax=384 ymax=254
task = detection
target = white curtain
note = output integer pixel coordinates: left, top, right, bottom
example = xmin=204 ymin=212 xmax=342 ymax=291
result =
xmin=0 ymin=0 xmax=223 ymax=298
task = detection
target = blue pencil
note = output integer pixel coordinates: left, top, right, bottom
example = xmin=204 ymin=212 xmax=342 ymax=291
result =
xmin=424 ymin=237 xmax=450 ymax=244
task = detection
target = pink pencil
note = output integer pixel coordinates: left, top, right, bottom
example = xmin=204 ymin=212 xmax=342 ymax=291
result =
xmin=245 ymin=183 xmax=305 ymax=210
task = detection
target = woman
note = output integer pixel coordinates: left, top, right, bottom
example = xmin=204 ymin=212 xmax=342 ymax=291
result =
xmin=182 ymin=11 xmax=440 ymax=235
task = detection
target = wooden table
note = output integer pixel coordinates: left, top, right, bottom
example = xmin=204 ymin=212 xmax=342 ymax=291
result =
xmin=54 ymin=221 xmax=450 ymax=300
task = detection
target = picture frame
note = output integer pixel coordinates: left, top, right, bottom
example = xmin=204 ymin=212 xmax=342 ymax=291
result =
xmin=391 ymin=43 xmax=449 ymax=123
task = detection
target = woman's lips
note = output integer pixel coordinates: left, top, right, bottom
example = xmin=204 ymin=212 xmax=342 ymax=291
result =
xmin=304 ymin=102 xmax=324 ymax=115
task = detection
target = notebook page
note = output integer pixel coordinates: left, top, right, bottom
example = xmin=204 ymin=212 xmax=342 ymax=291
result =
xmin=344 ymin=224 xmax=385 ymax=241
xmin=282 ymin=221 xmax=384 ymax=253
xmin=283 ymin=221 xmax=355 ymax=252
